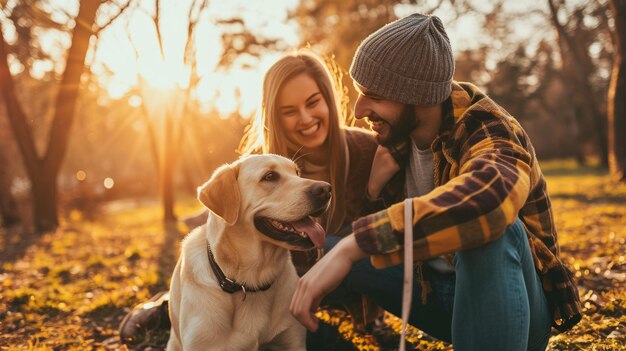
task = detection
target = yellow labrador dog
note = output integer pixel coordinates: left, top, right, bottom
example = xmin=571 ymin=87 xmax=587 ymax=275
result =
xmin=167 ymin=154 xmax=330 ymax=351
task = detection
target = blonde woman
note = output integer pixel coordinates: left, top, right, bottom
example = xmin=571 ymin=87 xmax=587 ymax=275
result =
xmin=119 ymin=52 xmax=382 ymax=346
xmin=240 ymin=52 xmax=384 ymax=275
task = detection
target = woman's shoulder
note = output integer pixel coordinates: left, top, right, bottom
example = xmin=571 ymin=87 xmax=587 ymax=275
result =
xmin=343 ymin=126 xmax=377 ymax=174
xmin=343 ymin=126 xmax=377 ymax=149
xmin=342 ymin=126 xmax=380 ymax=221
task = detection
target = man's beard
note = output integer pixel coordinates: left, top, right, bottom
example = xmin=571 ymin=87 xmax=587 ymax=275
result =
xmin=375 ymin=104 xmax=418 ymax=147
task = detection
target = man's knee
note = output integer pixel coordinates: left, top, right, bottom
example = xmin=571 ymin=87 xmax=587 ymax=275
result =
xmin=454 ymin=219 xmax=526 ymax=272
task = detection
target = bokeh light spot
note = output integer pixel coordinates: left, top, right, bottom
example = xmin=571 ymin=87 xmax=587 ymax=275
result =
xmin=76 ymin=170 xmax=87 ymax=181
xmin=103 ymin=177 xmax=115 ymax=189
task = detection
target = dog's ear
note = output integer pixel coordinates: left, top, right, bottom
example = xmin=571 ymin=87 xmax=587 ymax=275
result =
xmin=197 ymin=163 xmax=240 ymax=225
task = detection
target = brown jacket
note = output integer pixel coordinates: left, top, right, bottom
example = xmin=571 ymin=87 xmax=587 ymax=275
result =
xmin=291 ymin=127 xmax=380 ymax=274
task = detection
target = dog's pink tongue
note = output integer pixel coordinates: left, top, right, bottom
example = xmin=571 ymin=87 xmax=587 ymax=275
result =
xmin=292 ymin=217 xmax=326 ymax=249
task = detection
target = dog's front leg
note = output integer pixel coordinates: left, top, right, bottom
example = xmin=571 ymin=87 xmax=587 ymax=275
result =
xmin=166 ymin=327 xmax=182 ymax=351
xmin=262 ymin=323 xmax=306 ymax=351
xmin=181 ymin=321 xmax=259 ymax=351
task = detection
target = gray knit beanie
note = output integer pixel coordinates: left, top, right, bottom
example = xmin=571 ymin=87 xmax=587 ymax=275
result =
xmin=350 ymin=13 xmax=455 ymax=105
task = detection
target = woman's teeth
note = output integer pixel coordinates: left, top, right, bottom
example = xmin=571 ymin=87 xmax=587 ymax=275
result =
xmin=300 ymin=123 xmax=319 ymax=136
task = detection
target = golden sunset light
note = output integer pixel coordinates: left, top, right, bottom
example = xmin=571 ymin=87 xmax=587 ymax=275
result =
xmin=88 ymin=0 xmax=300 ymax=116
xmin=1 ymin=0 xmax=625 ymax=350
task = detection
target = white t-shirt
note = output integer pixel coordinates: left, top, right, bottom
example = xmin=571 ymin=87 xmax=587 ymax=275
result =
xmin=405 ymin=139 xmax=455 ymax=274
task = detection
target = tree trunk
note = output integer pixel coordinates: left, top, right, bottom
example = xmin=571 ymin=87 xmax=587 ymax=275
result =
xmin=31 ymin=173 xmax=59 ymax=231
xmin=609 ymin=0 xmax=626 ymax=181
xmin=594 ymin=111 xmax=610 ymax=168
xmin=0 ymin=0 xmax=100 ymax=232
xmin=0 ymin=149 xmax=21 ymax=227
xmin=161 ymin=111 xmax=177 ymax=223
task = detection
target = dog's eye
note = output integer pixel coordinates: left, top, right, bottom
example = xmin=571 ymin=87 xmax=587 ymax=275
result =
xmin=261 ymin=171 xmax=280 ymax=182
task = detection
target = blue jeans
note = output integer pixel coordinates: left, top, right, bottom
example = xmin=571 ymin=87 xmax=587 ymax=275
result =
xmin=320 ymin=219 xmax=552 ymax=351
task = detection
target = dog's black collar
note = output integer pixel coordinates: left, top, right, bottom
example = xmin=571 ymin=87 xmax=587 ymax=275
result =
xmin=207 ymin=241 xmax=272 ymax=300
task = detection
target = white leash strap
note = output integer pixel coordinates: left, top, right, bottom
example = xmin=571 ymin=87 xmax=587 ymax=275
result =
xmin=400 ymin=198 xmax=414 ymax=351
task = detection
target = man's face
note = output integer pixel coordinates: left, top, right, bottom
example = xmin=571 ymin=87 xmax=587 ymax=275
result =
xmin=353 ymin=83 xmax=417 ymax=146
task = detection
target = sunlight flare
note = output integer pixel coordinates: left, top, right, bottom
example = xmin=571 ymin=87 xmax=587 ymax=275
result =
xmin=139 ymin=58 xmax=190 ymax=91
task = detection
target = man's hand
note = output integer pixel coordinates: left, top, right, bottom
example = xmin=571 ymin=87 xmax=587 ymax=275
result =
xmin=367 ymin=145 xmax=401 ymax=199
xmin=289 ymin=234 xmax=368 ymax=331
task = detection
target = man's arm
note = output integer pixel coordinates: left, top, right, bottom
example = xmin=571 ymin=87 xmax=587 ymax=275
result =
xmin=367 ymin=145 xmax=401 ymax=200
xmin=353 ymin=118 xmax=533 ymax=267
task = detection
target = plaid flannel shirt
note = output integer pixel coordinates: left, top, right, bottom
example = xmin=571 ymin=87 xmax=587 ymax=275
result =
xmin=352 ymin=81 xmax=581 ymax=332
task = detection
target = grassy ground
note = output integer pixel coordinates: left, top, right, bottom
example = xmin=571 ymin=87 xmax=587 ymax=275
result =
xmin=1 ymin=161 xmax=625 ymax=350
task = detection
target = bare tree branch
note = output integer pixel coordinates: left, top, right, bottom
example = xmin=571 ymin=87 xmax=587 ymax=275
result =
xmin=21 ymin=0 xmax=70 ymax=30
xmin=424 ymin=0 xmax=446 ymax=14
xmin=95 ymin=0 xmax=135 ymax=34
xmin=175 ymin=0 xmax=209 ymax=166
xmin=153 ymin=0 xmax=165 ymax=60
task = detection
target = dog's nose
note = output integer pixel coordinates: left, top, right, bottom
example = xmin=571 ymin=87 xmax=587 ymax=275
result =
xmin=308 ymin=182 xmax=332 ymax=202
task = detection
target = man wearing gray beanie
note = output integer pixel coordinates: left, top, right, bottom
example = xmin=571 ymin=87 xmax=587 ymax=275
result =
xmin=292 ymin=13 xmax=581 ymax=351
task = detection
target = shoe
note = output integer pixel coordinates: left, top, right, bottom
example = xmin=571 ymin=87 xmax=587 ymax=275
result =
xmin=119 ymin=291 xmax=171 ymax=345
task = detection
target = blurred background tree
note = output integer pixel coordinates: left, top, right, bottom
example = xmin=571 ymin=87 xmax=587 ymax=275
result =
xmin=224 ymin=0 xmax=620 ymax=162
xmin=0 ymin=0 xmax=101 ymax=232
xmin=608 ymin=0 xmax=626 ymax=181
xmin=547 ymin=0 xmax=612 ymax=166
xmin=0 ymin=143 xmax=21 ymax=227
xmin=0 ymin=0 xmax=624 ymax=232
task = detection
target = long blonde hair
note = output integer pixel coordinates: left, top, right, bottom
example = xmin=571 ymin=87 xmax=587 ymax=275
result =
xmin=240 ymin=52 xmax=348 ymax=234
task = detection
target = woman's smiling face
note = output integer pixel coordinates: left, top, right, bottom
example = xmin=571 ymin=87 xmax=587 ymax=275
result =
xmin=277 ymin=73 xmax=330 ymax=150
